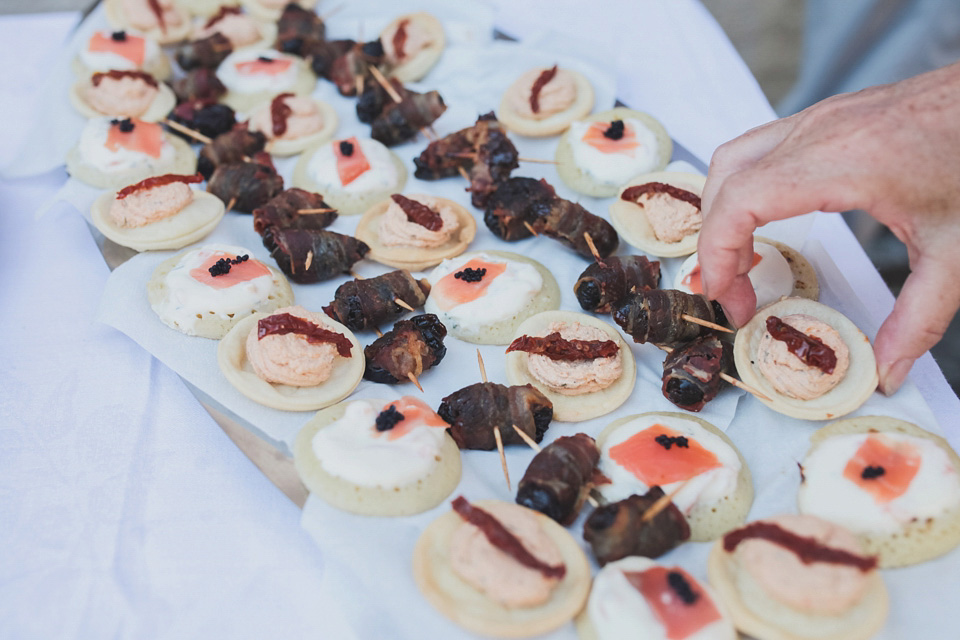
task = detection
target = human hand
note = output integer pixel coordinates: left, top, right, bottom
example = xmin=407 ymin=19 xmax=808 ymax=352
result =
xmin=697 ymin=61 xmax=960 ymax=395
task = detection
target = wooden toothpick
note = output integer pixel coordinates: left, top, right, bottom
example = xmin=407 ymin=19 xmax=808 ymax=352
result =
xmin=297 ymin=207 xmax=336 ymax=214
xmin=369 ymin=64 xmax=403 ymax=104
xmin=394 ymin=298 xmax=415 ymax=312
xmin=517 ymin=157 xmax=558 ymax=165
xmin=641 ymin=479 xmax=691 ymax=523
xmin=682 ymin=313 xmax=734 ymax=334
xmin=226 ymin=197 xmax=237 ymax=211
xmin=163 ymin=118 xmax=212 ymax=145
xmin=511 ymin=424 xmax=540 ymax=452
xmin=493 ymin=426 xmax=511 ymax=491
xmin=477 ymin=349 xmax=488 ymax=383
xmin=583 ymin=231 xmax=604 ymax=264
xmin=523 ymin=221 xmax=539 ymax=237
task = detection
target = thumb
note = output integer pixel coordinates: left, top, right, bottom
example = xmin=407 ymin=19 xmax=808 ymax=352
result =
xmin=873 ymin=259 xmax=960 ymax=395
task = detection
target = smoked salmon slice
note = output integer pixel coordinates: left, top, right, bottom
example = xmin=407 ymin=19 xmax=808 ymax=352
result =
xmin=235 ymin=57 xmax=293 ymax=75
xmin=89 ymin=32 xmax=146 ymax=66
xmin=377 ymin=396 xmax=447 ymax=441
xmin=333 ymin=137 xmax=371 ymax=186
xmin=608 ymin=424 xmax=720 ymax=486
xmin=843 ymin=434 xmax=921 ymax=503
xmin=105 ymin=119 xmax=164 ymax=158
xmin=625 ymin=566 xmax=722 ymax=640
xmin=190 ymin=252 xmax=270 ymax=289
xmin=431 ymin=258 xmax=507 ymax=311
xmin=581 ymin=120 xmax=639 ymax=155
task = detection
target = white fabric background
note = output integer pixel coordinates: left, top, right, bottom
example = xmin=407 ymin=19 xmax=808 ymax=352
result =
xmin=2 ymin=2 xmax=960 ymax=639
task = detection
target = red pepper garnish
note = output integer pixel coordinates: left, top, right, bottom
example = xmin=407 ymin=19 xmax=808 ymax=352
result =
xmin=529 ymin=65 xmax=558 ymax=114
xmin=116 ymin=173 xmax=203 ymax=199
xmin=390 ymin=194 xmax=442 ymax=231
xmin=506 ymin=332 xmax=619 ymax=361
xmin=392 ymin=18 xmax=410 ymax=60
xmin=451 ymin=496 xmax=566 ymax=579
xmin=146 ymin=0 xmax=166 ymax=33
xmin=270 ymin=92 xmax=294 ymax=137
xmin=765 ymin=316 xmax=838 ymax=374
xmin=203 ymin=5 xmax=243 ymax=29
xmin=257 ymin=313 xmax=353 ymax=357
xmin=723 ymin=521 xmax=877 ymax=572
xmin=621 ymin=182 xmax=701 ymax=210
xmin=91 ymin=69 xmax=158 ymax=88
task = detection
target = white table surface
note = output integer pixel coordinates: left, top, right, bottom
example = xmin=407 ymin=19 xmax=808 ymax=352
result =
xmin=2 ymin=3 xmax=958 ymax=639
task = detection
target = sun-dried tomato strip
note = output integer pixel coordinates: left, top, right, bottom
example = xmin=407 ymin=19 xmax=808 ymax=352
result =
xmin=529 ymin=65 xmax=558 ymax=114
xmin=621 ymin=182 xmax=701 ymax=210
xmin=116 ymin=173 xmax=203 ymax=199
xmin=92 ymin=70 xmax=158 ymax=88
xmin=451 ymin=496 xmax=566 ymax=579
xmin=393 ymin=18 xmax=410 ymax=60
xmin=204 ymin=5 xmax=243 ymax=29
xmin=506 ymin=332 xmax=619 ymax=361
xmin=146 ymin=0 xmax=166 ymax=32
xmin=723 ymin=521 xmax=877 ymax=572
xmin=390 ymin=194 xmax=443 ymax=231
xmin=257 ymin=313 xmax=354 ymax=357
xmin=270 ymin=92 xmax=294 ymax=137
xmin=765 ymin=316 xmax=838 ymax=374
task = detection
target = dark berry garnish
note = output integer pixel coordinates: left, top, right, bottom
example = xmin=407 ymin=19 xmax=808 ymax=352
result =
xmin=111 ymin=118 xmax=135 ymax=133
xmin=339 ymin=140 xmax=354 ymax=156
xmin=861 ymin=465 xmax=886 ymax=480
xmin=667 ymin=571 xmax=699 ymax=605
xmin=655 ymin=434 xmax=689 ymax=450
xmin=454 ymin=267 xmax=486 ymax=283
xmin=208 ymin=254 xmax=249 ymax=277
xmin=258 ymin=55 xmax=274 ymax=63
xmin=111 ymin=30 xmax=127 ymax=42
xmin=603 ymin=120 xmax=624 ymax=140
xmin=375 ymin=405 xmax=405 ymax=431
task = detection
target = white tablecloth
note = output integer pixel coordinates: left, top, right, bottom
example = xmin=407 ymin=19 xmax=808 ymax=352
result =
xmin=2 ymin=3 xmax=958 ymax=639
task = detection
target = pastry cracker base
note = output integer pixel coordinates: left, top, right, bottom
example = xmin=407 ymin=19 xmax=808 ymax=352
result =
xmin=91 ymin=189 xmax=225 ymax=252
xmin=755 ymin=237 xmax=820 ymax=301
xmin=185 ymin=0 xmax=240 ymax=17
xmin=292 ymin=399 xmax=462 ymax=515
xmin=609 ymin=170 xmax=706 ymax=258
xmin=707 ymin=540 xmax=889 ymax=640
xmin=104 ymin=0 xmax=192 ymax=45
xmin=292 ymin=143 xmax=409 ymax=216
xmin=596 ymin=411 xmax=754 ymax=542
xmin=355 ymin=196 xmax=476 ymax=271
xmin=384 ymin=12 xmax=446 ymax=83
xmin=147 ymin=250 xmax=294 ymax=339
xmin=733 ymin=298 xmax=878 ymax=421
xmin=498 ymin=69 xmax=594 ymax=138
xmin=504 ymin=310 xmax=636 ymax=422
xmin=555 ymin=107 xmax=673 ymax=198
xmin=217 ymin=312 xmax=364 ymax=412
xmin=801 ymin=416 xmax=960 ymax=567
xmin=425 ymin=250 xmax=561 ymax=345
xmin=413 ymin=500 xmax=591 ymax=638
xmin=256 ymin=99 xmax=338 ymax=157
xmin=220 ymin=59 xmax=317 ymax=113
xmin=66 ymin=133 xmax=197 ymax=190
xmin=69 ymin=80 xmax=177 ymax=123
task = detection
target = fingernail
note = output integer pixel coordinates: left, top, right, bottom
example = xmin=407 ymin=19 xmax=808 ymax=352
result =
xmin=878 ymin=358 xmax=912 ymax=396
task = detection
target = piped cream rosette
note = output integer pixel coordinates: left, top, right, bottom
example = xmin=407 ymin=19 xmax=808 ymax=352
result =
xmin=734 ymin=298 xmax=878 ymax=421
xmin=292 ymin=397 xmax=461 ymax=515
xmin=72 ymin=30 xmax=172 ymax=80
xmin=355 ymin=194 xmax=477 ymax=271
xmin=66 ymin=117 xmax=197 ymax=190
xmin=69 ymin=73 xmax=177 ymax=122
xmin=218 ymin=308 xmax=364 ymax=412
xmin=798 ymin=415 xmax=960 ymax=568
xmin=247 ymin=95 xmax=338 ymax=157
xmin=498 ymin=66 xmax=594 ymax=137
xmin=381 ymin=12 xmax=446 ymax=83
xmin=504 ymin=310 xmax=636 ymax=422
xmin=423 ymin=250 xmax=561 ymax=345
xmin=413 ymin=499 xmax=591 ymax=638
xmin=104 ymin=0 xmax=192 ymax=45
xmin=292 ymin=137 xmax=408 ymax=216
xmin=555 ymin=107 xmax=673 ymax=198
xmin=217 ymin=49 xmax=316 ymax=112
xmin=90 ymin=178 xmax=225 ymax=251
xmin=610 ymin=170 xmax=706 ymax=258
xmin=675 ymin=236 xmax=820 ymax=308
xmin=596 ymin=411 xmax=754 ymax=542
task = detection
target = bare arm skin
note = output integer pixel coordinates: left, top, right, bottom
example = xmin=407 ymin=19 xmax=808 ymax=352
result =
xmin=698 ymin=61 xmax=960 ymax=395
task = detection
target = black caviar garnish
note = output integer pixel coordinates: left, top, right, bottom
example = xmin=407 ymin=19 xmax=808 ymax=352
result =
xmin=655 ymin=434 xmax=689 ymax=450
xmin=111 ymin=30 xmax=127 ymax=42
xmin=208 ymin=254 xmax=249 ymax=277
xmin=362 ymin=39 xmax=384 ymax=58
xmin=339 ymin=140 xmax=354 ymax=156
xmin=454 ymin=267 xmax=486 ymax=283
xmin=667 ymin=571 xmax=699 ymax=605
xmin=603 ymin=120 xmax=625 ymax=140
xmin=257 ymin=55 xmax=274 ymax=63
xmin=861 ymin=465 xmax=886 ymax=480
xmin=375 ymin=405 xmax=405 ymax=431
xmin=111 ymin=117 xmax=135 ymax=133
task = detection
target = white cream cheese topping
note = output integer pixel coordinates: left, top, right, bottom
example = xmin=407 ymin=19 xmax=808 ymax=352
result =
xmin=675 ymin=242 xmax=793 ymax=309
xmin=217 ymin=49 xmax=299 ymax=94
xmin=568 ymin=118 xmax=659 ymax=186
xmin=78 ymin=117 xmax=175 ymax=174
xmin=80 ymin=30 xmax=161 ymax=71
xmin=306 ymin=138 xmax=398 ymax=193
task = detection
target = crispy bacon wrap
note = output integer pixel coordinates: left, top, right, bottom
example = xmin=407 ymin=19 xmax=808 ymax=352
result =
xmin=363 ymin=314 xmax=447 ymax=384
xmin=323 ymin=270 xmax=430 ymax=332
xmin=613 ymin=289 xmax=724 ymax=348
xmin=516 ymin=433 xmax=599 ymax=525
xmin=206 ymin=152 xmax=283 ymax=213
xmin=274 ymin=3 xmax=325 ymax=56
xmin=574 ymin=255 xmax=661 ymax=313
xmin=662 ymin=335 xmax=734 ymax=412
xmin=252 ymin=188 xmax=337 ymax=235
xmin=438 ymin=382 xmax=553 ymax=451
xmin=261 ymin=228 xmax=368 ymax=284
xmin=371 ymin=90 xmax=447 ymax=147
xmin=175 ymin=33 xmax=232 ymax=71
xmin=583 ymin=487 xmax=691 ymax=566
xmin=197 ymin=123 xmax=267 ymax=179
